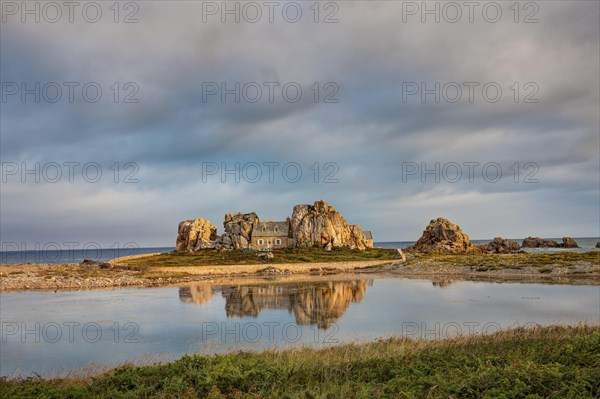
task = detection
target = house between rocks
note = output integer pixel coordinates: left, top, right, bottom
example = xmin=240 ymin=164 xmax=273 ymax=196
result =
xmin=176 ymin=199 xmax=374 ymax=252
xmin=251 ymin=220 xmax=293 ymax=250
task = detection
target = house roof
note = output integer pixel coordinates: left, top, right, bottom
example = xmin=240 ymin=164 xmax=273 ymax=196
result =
xmin=363 ymin=230 xmax=373 ymax=240
xmin=253 ymin=221 xmax=289 ymax=237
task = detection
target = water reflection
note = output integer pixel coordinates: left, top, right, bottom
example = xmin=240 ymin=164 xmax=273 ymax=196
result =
xmin=432 ymin=279 xmax=455 ymax=288
xmin=179 ymin=279 xmax=373 ymax=329
xmin=179 ymin=284 xmax=217 ymax=305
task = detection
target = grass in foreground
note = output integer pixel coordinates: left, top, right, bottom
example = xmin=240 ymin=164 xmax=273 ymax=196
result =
xmin=122 ymin=247 xmax=399 ymax=268
xmin=2 ymin=325 xmax=598 ymax=398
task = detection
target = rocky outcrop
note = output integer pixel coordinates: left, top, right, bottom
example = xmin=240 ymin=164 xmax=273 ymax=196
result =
xmin=482 ymin=237 xmax=521 ymax=254
xmin=212 ymin=212 xmax=259 ymax=250
xmin=561 ymin=237 xmax=579 ymax=248
xmin=521 ymin=236 xmax=580 ymax=248
xmin=596 ymin=241 xmax=600 ymax=248
xmin=176 ymin=218 xmax=218 ymax=252
xmin=290 ymin=200 xmax=369 ymax=250
xmin=521 ymin=237 xmax=560 ymax=248
xmin=176 ymin=200 xmax=371 ymax=252
xmin=408 ymin=217 xmax=481 ymax=253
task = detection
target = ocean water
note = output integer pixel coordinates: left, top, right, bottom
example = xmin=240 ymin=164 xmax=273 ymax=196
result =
xmin=0 ymin=247 xmax=175 ymax=264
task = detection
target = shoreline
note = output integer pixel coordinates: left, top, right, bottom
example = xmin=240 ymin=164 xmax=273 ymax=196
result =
xmin=1 ymin=251 xmax=599 ymax=292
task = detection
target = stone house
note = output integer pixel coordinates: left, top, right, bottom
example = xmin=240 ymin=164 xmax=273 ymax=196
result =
xmin=363 ymin=230 xmax=373 ymax=248
xmin=250 ymin=220 xmax=293 ymax=250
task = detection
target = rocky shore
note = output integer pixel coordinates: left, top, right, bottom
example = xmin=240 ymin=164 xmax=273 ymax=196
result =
xmin=2 ymin=251 xmax=598 ymax=292
xmin=3 ymin=214 xmax=596 ymax=292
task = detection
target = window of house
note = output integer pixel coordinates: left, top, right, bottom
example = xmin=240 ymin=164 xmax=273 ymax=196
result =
xmin=268 ymin=240 xmax=271 ymax=245
xmin=258 ymin=239 xmax=263 ymax=245
xmin=263 ymin=227 xmax=266 ymax=232
xmin=274 ymin=226 xmax=279 ymax=232
xmin=275 ymin=239 xmax=281 ymax=245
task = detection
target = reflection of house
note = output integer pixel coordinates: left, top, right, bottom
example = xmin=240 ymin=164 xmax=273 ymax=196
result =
xmin=219 ymin=280 xmax=372 ymax=329
xmin=250 ymin=220 xmax=293 ymax=250
xmin=180 ymin=280 xmax=373 ymax=329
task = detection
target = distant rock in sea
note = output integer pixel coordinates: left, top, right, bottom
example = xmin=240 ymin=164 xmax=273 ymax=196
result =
xmin=481 ymin=237 xmax=521 ymax=254
xmin=521 ymin=236 xmax=579 ymax=248
xmin=521 ymin=237 xmax=560 ymax=248
xmin=561 ymin=237 xmax=579 ymax=248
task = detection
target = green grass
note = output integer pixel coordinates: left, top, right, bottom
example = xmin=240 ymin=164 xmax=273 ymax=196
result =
xmin=122 ymin=247 xmax=399 ymax=268
xmin=2 ymin=325 xmax=598 ymax=398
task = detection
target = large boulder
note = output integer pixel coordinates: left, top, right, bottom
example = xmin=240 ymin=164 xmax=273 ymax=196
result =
xmin=223 ymin=212 xmax=259 ymax=250
xmin=561 ymin=237 xmax=579 ymax=248
xmin=596 ymin=241 xmax=600 ymax=248
xmin=176 ymin=218 xmax=218 ymax=252
xmin=408 ymin=217 xmax=481 ymax=253
xmin=483 ymin=237 xmax=521 ymax=254
xmin=521 ymin=237 xmax=560 ymax=248
xmin=290 ymin=200 xmax=369 ymax=250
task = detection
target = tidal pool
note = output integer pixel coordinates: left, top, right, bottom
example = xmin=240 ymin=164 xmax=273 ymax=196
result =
xmin=1 ymin=275 xmax=598 ymax=377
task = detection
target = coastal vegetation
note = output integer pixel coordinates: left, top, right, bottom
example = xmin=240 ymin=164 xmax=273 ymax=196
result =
xmin=124 ymin=247 xmax=398 ymax=267
xmin=2 ymin=325 xmax=598 ymax=398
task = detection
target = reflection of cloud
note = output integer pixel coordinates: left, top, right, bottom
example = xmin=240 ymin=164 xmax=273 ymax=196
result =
xmin=180 ymin=279 xmax=372 ymax=329
xmin=178 ymin=284 xmax=216 ymax=305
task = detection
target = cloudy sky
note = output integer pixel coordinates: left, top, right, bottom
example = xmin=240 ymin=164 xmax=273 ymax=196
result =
xmin=1 ymin=0 xmax=599 ymax=247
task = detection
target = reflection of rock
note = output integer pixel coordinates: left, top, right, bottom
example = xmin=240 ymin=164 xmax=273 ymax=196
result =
xmin=218 ymin=280 xmax=372 ymax=329
xmin=176 ymin=218 xmax=218 ymax=252
xmin=408 ymin=217 xmax=481 ymax=253
xmin=482 ymin=237 xmax=521 ymax=253
xmin=179 ymin=284 xmax=216 ymax=305
xmin=431 ymin=279 xmax=454 ymax=288
xmin=291 ymin=280 xmax=369 ymax=328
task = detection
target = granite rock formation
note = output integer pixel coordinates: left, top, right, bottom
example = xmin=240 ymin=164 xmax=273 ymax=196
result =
xmin=176 ymin=200 xmax=371 ymax=252
xmin=482 ymin=237 xmax=521 ymax=254
xmin=213 ymin=212 xmax=259 ymax=250
xmin=561 ymin=237 xmax=579 ymax=248
xmin=408 ymin=217 xmax=481 ymax=253
xmin=521 ymin=237 xmax=560 ymax=248
xmin=290 ymin=200 xmax=369 ymax=250
xmin=176 ymin=218 xmax=218 ymax=252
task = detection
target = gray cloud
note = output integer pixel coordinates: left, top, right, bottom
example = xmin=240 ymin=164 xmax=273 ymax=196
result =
xmin=1 ymin=1 xmax=598 ymax=246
